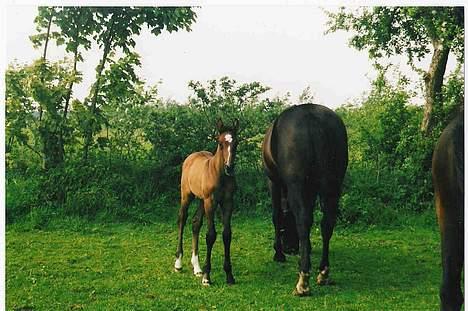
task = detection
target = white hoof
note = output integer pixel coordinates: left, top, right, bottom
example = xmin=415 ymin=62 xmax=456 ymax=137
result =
xmin=293 ymin=271 xmax=311 ymax=296
xmin=174 ymin=255 xmax=182 ymax=272
xmin=191 ymin=254 xmax=203 ymax=277
xmin=202 ymin=277 xmax=211 ymax=286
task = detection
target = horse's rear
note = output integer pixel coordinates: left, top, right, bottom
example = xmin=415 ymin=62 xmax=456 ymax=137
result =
xmin=263 ymin=103 xmax=348 ymax=296
xmin=432 ymin=113 xmax=464 ymax=311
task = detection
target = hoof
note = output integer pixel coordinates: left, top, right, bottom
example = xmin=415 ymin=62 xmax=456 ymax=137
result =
xmin=174 ymin=255 xmax=183 ymax=272
xmin=202 ymin=275 xmax=211 ymax=286
xmin=293 ymin=271 xmax=310 ymax=297
xmin=317 ymin=278 xmax=334 ymax=285
xmin=292 ymin=286 xmax=310 ymax=297
xmin=194 ymin=271 xmax=203 ymax=277
xmin=273 ymin=252 xmax=286 ymax=262
xmin=227 ymin=275 xmax=236 ymax=285
xmin=316 ymin=267 xmax=333 ymax=285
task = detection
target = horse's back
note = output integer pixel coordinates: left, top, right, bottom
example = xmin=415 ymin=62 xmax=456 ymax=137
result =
xmin=269 ymin=104 xmax=348 ymax=193
xmin=433 ymin=113 xmax=464 ymax=222
xmin=183 ymin=151 xmax=212 ymax=169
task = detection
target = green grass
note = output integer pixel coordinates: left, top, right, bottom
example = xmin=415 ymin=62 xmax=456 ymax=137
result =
xmin=7 ymin=216 xmax=444 ymax=310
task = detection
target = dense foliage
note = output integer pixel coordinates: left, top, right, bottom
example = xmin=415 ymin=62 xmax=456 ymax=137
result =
xmin=326 ymin=6 xmax=464 ymax=134
xmin=5 ymin=6 xmax=465 ymax=228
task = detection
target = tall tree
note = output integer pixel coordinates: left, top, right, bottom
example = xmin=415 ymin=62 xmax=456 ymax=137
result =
xmin=326 ymin=6 xmax=464 ymax=134
xmin=82 ymin=7 xmax=197 ymax=160
xmin=29 ymin=7 xmax=96 ymax=169
xmin=31 ymin=6 xmax=197 ymax=161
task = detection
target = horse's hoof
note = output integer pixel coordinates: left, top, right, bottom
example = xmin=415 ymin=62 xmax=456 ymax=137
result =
xmin=292 ymin=286 xmax=310 ymax=297
xmin=174 ymin=267 xmax=182 ymax=273
xmin=227 ymin=275 xmax=236 ymax=285
xmin=273 ymin=252 xmax=286 ymax=262
xmin=202 ymin=275 xmax=211 ymax=286
xmin=194 ymin=271 xmax=203 ymax=277
xmin=316 ymin=267 xmax=333 ymax=285
xmin=317 ymin=277 xmax=335 ymax=285
xmin=293 ymin=271 xmax=310 ymax=296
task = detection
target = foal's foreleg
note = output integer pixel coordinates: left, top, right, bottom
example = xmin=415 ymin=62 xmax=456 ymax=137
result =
xmin=202 ymin=199 xmax=216 ymax=286
xmin=174 ymin=192 xmax=193 ymax=272
xmin=191 ymin=201 xmax=204 ymax=276
xmin=221 ymin=199 xmax=235 ymax=284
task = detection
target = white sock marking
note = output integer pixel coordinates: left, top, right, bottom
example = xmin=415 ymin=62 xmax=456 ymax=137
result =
xmin=191 ymin=253 xmax=202 ymax=275
xmin=174 ymin=254 xmax=183 ymax=270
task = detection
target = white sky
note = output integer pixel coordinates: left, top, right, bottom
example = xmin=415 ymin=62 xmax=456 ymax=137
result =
xmin=4 ymin=5 xmax=460 ymax=109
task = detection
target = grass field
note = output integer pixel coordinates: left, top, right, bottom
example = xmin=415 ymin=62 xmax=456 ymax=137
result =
xmin=7 ymin=215 xmax=444 ymax=310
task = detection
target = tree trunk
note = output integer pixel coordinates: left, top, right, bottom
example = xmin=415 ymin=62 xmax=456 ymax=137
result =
xmin=83 ymin=19 xmax=115 ymax=161
xmin=38 ymin=11 xmax=53 ymax=122
xmin=38 ymin=8 xmax=65 ymax=171
xmin=63 ymin=48 xmax=78 ymax=119
xmin=420 ymin=41 xmax=450 ymax=135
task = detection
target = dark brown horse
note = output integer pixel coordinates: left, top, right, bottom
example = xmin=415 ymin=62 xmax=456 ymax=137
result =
xmin=432 ymin=113 xmax=464 ymax=311
xmin=262 ymin=103 xmax=348 ymax=296
xmin=174 ymin=118 xmax=239 ymax=286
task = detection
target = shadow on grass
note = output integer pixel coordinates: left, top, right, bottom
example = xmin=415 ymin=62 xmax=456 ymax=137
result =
xmin=237 ymin=232 xmax=439 ymax=298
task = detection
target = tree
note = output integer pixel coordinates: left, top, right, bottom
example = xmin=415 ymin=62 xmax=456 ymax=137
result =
xmin=81 ymin=7 xmax=197 ymax=160
xmin=298 ymin=85 xmax=315 ymax=104
xmin=30 ymin=6 xmax=197 ymax=161
xmin=188 ymin=76 xmax=271 ymax=136
xmin=326 ymin=6 xmax=464 ymax=134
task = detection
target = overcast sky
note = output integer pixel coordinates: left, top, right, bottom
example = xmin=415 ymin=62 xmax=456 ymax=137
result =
xmin=4 ymin=5 xmax=459 ymax=109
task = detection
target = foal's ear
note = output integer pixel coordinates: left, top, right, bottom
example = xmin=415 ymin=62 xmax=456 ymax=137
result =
xmin=216 ymin=118 xmax=224 ymax=133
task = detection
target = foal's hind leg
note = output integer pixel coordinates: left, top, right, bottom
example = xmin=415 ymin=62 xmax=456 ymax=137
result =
xmin=317 ymin=195 xmax=338 ymax=285
xmin=202 ymin=198 xmax=216 ymax=286
xmin=191 ymin=201 xmax=204 ymax=277
xmin=174 ymin=192 xmax=193 ymax=272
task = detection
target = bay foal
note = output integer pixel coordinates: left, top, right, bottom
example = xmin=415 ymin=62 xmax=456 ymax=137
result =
xmin=175 ymin=119 xmax=239 ymax=286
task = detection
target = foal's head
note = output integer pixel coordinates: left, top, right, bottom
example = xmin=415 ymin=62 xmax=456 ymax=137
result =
xmin=216 ymin=118 xmax=239 ymax=176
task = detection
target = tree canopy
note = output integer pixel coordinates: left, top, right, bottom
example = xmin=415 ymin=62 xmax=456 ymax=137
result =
xmin=326 ymin=6 xmax=464 ymax=134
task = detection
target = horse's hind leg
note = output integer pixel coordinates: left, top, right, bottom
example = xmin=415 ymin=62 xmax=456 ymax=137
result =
xmin=174 ymin=192 xmax=193 ymax=272
xmin=439 ymin=203 xmax=464 ymax=311
xmin=317 ymin=195 xmax=338 ymax=285
xmin=288 ymin=182 xmax=315 ymax=296
xmin=221 ymin=198 xmax=235 ymax=284
xmin=269 ymin=180 xmax=286 ymax=262
xmin=191 ymin=201 xmax=204 ymax=277
xmin=202 ymin=199 xmax=216 ymax=286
